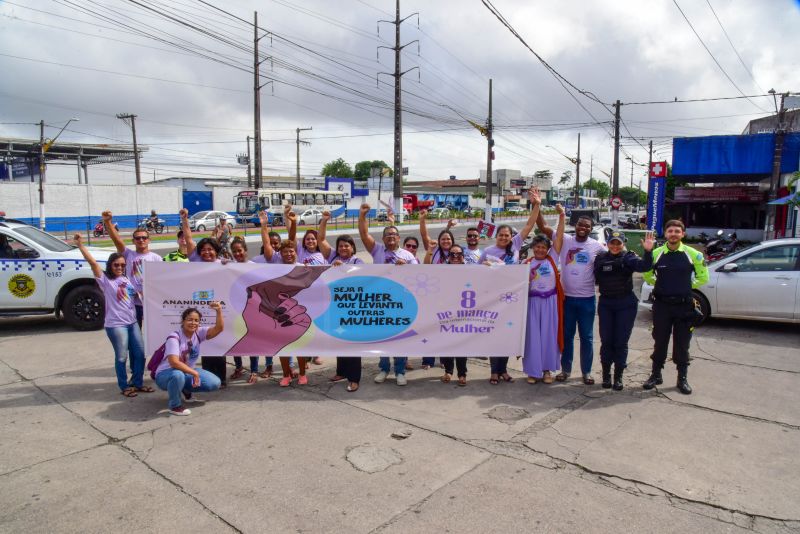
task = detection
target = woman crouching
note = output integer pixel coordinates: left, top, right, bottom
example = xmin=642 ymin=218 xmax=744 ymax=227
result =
xmin=154 ymin=303 xmax=224 ymax=416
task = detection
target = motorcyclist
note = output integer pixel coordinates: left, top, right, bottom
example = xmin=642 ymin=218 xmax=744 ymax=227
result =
xmin=148 ymin=210 xmax=159 ymax=230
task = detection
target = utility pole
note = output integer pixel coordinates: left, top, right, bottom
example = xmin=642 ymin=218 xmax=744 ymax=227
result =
xmin=38 ymin=120 xmax=46 ymax=230
xmin=295 ymin=127 xmax=312 ymax=189
xmin=612 ymin=99 xmax=621 ymax=227
xmin=116 ymin=113 xmax=141 ymax=185
xmin=486 ymin=79 xmax=494 ymax=221
xmin=378 ymin=0 xmax=419 ymax=223
xmin=767 ymin=91 xmax=787 ymax=239
xmin=246 ymin=136 xmax=252 ymax=188
xmin=253 ymin=11 xmax=263 ymax=190
xmin=575 ymin=132 xmax=581 ymax=207
xmin=647 ymin=140 xmax=653 ymax=215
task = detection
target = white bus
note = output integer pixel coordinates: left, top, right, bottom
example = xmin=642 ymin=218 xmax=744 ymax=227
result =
xmin=566 ymin=196 xmax=602 ymax=210
xmin=234 ymin=189 xmax=347 ymax=225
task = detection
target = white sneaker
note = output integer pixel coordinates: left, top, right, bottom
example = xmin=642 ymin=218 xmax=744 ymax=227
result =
xmin=374 ymin=371 xmax=388 ymax=383
xmin=396 ymin=374 xmax=408 ymax=386
xmin=169 ymin=405 xmax=191 ymax=416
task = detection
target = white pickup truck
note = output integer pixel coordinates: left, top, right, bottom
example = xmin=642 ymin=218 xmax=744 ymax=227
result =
xmin=0 ymin=216 xmax=114 ymax=330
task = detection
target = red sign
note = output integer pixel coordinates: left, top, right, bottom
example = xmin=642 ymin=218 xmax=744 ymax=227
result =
xmin=610 ymin=196 xmax=622 ymax=210
xmin=674 ymin=186 xmax=764 ymax=203
xmin=650 ymin=161 xmax=667 ymax=178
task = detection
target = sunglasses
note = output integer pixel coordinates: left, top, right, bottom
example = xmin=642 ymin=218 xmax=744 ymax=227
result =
xmin=467 ymin=234 xmax=479 ymax=238
xmin=405 ymin=244 xmax=418 ymax=249
xmin=449 ymin=252 xmax=464 ymax=258
xmin=133 ymin=236 xmax=149 ymax=241
xmin=112 ymin=262 xmax=126 ymax=268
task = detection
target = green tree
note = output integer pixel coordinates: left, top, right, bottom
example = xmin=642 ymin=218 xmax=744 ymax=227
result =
xmin=664 ymin=162 xmax=686 ymax=200
xmin=354 ymin=160 xmax=392 ymax=181
xmin=559 ymin=170 xmax=573 ymax=185
xmin=320 ymin=158 xmax=354 ymax=178
xmin=581 ymin=178 xmax=611 ymax=200
xmin=619 ymin=186 xmax=647 ymax=207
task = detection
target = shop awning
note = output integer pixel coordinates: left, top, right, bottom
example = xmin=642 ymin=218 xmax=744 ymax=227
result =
xmin=672 ymin=133 xmax=800 ymax=182
xmin=768 ymin=193 xmax=799 ymax=205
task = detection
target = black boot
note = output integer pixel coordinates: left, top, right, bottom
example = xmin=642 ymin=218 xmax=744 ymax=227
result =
xmin=612 ymin=365 xmax=624 ymax=391
xmin=643 ymin=362 xmax=663 ymax=390
xmin=601 ymin=362 xmax=612 ymax=389
xmin=677 ymin=372 xmax=692 ymax=395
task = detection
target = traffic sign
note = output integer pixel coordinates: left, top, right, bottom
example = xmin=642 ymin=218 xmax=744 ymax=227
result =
xmin=610 ymin=196 xmax=622 ymax=210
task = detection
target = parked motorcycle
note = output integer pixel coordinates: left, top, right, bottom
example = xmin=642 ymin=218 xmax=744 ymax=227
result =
xmin=92 ymin=221 xmax=119 ymax=238
xmin=137 ymin=217 xmax=166 ymax=234
xmin=705 ymin=230 xmax=738 ymax=262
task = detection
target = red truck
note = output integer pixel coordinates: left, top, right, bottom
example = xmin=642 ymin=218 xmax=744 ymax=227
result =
xmin=403 ymin=194 xmax=434 ymax=213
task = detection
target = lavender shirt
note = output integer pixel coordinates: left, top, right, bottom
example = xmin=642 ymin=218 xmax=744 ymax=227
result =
xmin=370 ymin=242 xmax=417 ymax=265
xmin=527 ymin=249 xmax=559 ymax=295
xmin=429 ymin=246 xmax=448 ymax=264
xmin=479 ymin=233 xmax=524 ymax=265
xmin=95 ymin=273 xmax=137 ymax=328
xmin=188 ymin=250 xmax=222 ymax=263
xmin=122 ymin=249 xmax=162 ymax=304
xmin=327 ymin=250 xmax=364 ymax=264
xmin=252 ymin=253 xmax=282 ymax=264
xmin=155 ymin=326 xmax=210 ymax=376
xmin=558 ymin=234 xmax=605 ymax=297
xmin=464 ymin=248 xmax=482 ymax=265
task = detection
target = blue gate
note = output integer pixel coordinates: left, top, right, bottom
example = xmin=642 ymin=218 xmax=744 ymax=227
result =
xmin=183 ymin=191 xmax=213 ymax=215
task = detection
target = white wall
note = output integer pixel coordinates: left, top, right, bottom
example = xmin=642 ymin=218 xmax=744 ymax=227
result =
xmin=0 ymin=182 xmax=182 ymax=219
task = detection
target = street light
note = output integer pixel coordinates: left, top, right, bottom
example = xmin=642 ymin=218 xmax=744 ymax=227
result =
xmin=39 ymin=117 xmax=79 ymax=230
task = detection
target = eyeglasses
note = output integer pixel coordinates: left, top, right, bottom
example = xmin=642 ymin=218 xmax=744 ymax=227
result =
xmin=384 ymin=232 xmax=400 ymax=237
xmin=133 ymin=236 xmax=149 ymax=241
xmin=405 ymin=244 xmax=418 ymax=250
xmin=449 ymin=252 xmax=464 ymax=258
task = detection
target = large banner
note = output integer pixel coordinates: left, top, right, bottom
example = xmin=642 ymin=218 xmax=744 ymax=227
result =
xmin=144 ymin=263 xmax=529 ymax=357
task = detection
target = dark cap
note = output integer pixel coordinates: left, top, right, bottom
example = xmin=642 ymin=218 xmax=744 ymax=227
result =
xmin=608 ymin=230 xmax=626 ymax=243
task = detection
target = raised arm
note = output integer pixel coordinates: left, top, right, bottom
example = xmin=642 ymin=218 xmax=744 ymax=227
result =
xmin=518 ymin=187 xmax=542 ymax=241
xmin=285 ymin=204 xmax=297 ymax=243
xmin=206 ymin=301 xmax=225 ymax=340
xmin=423 ymin=239 xmax=436 ymax=264
xmin=535 ymin=211 xmax=554 ymax=240
xmin=418 ymin=209 xmax=432 ymax=252
xmin=317 ymin=210 xmax=333 ymax=259
xmin=73 ymin=234 xmax=103 ymax=278
xmin=180 ymin=209 xmax=196 ymax=257
xmin=102 ymin=211 xmax=126 ymax=254
xmin=358 ymin=203 xmax=376 ymax=253
xmin=553 ymin=203 xmax=566 ymax=254
xmin=258 ymin=210 xmax=276 ymax=261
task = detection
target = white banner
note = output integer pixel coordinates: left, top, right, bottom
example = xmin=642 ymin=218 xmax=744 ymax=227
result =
xmin=144 ymin=263 xmax=529 ymax=357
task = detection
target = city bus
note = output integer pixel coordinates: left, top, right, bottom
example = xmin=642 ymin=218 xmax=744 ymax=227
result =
xmin=234 ymin=189 xmax=347 ymax=225
xmin=565 ymin=196 xmax=602 ymax=210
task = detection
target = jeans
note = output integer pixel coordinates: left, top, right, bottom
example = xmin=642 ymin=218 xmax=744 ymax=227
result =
xmin=105 ymin=323 xmax=145 ymax=391
xmin=233 ymin=356 xmax=261 ymax=373
xmin=155 ymin=368 xmax=221 ymax=409
xmin=598 ymin=294 xmax=638 ymax=368
xmin=561 ymin=296 xmax=596 ymax=375
xmin=441 ymin=357 xmax=467 ymax=377
xmin=421 ymin=357 xmax=436 ymax=367
xmin=135 ymin=304 xmax=144 ymax=329
xmin=490 ymin=357 xmax=508 ymax=375
xmin=379 ymin=357 xmax=407 ymax=375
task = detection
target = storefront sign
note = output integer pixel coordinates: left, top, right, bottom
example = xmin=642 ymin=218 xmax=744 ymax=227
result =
xmin=674 ymin=186 xmax=764 ymax=203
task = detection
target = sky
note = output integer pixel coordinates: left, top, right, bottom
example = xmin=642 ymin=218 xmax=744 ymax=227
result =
xmin=1 ymin=0 xmax=799 ymax=189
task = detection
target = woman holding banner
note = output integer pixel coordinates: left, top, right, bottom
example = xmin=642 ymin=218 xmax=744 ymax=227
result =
xmin=434 ymin=243 xmax=470 ymax=386
xmin=522 ymin=204 xmax=566 ymax=384
xmin=481 ymin=188 xmax=542 ymax=385
xmin=227 ymin=237 xmax=266 ymax=385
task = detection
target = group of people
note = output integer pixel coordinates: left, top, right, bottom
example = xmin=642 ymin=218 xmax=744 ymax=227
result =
xmin=77 ymin=190 xmax=708 ymax=417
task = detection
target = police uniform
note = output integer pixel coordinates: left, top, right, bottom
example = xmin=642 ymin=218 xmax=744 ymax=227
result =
xmin=642 ymin=242 xmax=709 ymax=394
xmin=593 ymin=231 xmax=652 ymax=390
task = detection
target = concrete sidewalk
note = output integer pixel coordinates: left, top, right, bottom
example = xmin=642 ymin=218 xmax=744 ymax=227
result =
xmin=0 ymin=311 xmax=798 ymax=533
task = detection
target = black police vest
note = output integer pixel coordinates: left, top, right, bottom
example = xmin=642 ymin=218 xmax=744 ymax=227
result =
xmin=595 ymin=252 xmax=633 ymax=297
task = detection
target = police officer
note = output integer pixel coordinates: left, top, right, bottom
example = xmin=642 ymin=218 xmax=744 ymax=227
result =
xmin=642 ymin=220 xmax=709 ymax=394
xmin=593 ymin=230 xmax=655 ymax=390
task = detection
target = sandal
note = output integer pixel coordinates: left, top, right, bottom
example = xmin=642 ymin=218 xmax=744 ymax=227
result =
xmin=441 ymin=373 xmax=452 ymax=383
xmin=134 ymin=385 xmax=155 ymax=393
xmin=279 ymin=376 xmax=292 ymax=387
xmin=457 ymin=376 xmax=467 ymax=387
xmin=259 ymin=365 xmax=273 ymax=379
xmin=405 ymin=362 xmax=414 ymax=371
xmin=501 ymin=373 xmax=515 ymax=383
xmin=230 ymin=368 xmax=245 ymax=380
xmin=329 ymin=375 xmax=346 ymax=383
xmin=526 ymin=376 xmax=538 ymax=384
xmin=121 ymin=387 xmax=138 ymax=398
xmin=421 ymin=364 xmax=431 ymax=370
xmin=346 ymin=382 xmax=359 ymax=393
xmin=582 ymin=374 xmax=595 ymax=385
xmin=555 ymin=372 xmax=570 ymax=382
xmin=247 ymin=373 xmax=258 ymax=384
xmin=489 ymin=374 xmax=499 ymax=385
xmin=542 ymin=371 xmax=554 ymax=384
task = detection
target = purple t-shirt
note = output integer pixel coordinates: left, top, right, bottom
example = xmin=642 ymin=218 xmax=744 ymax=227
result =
xmin=188 ymin=250 xmax=222 ymax=263
xmin=296 ymin=245 xmax=327 ymax=265
xmin=479 ymin=233 xmax=524 ymax=265
xmin=464 ymin=247 xmax=482 ymax=265
xmin=95 ymin=273 xmax=137 ymax=328
xmin=370 ymin=242 xmax=417 ymax=265
xmin=429 ymin=246 xmax=448 ymax=264
xmin=558 ymin=234 xmax=605 ymax=297
xmin=327 ymin=250 xmax=364 ymax=264
xmin=155 ymin=326 xmax=210 ymax=376
xmin=123 ymin=249 xmax=162 ymax=305
xmin=527 ymin=249 xmax=559 ymax=295
xmin=252 ymin=253 xmax=282 ymax=264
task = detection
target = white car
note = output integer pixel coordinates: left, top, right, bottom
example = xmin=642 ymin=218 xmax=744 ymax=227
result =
xmin=298 ymin=208 xmax=323 ymax=225
xmin=429 ymin=208 xmax=451 ymax=219
xmin=1 ymin=216 xmax=114 ymax=330
xmin=639 ymin=238 xmax=800 ymax=324
xmin=188 ymin=210 xmax=237 ymax=232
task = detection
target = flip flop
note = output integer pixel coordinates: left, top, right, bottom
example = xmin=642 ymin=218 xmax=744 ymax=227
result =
xmin=247 ymin=373 xmax=258 ymax=384
xmin=441 ymin=373 xmax=452 ymax=383
xmin=555 ymin=372 xmax=570 ymax=382
xmin=134 ymin=385 xmax=155 ymax=393
xmin=229 ymin=368 xmax=245 ymax=380
xmin=489 ymin=374 xmax=499 ymax=385
xmin=501 ymin=374 xmax=515 ymax=383
xmin=259 ymin=365 xmax=273 ymax=379
xmin=121 ymin=387 xmax=138 ymax=397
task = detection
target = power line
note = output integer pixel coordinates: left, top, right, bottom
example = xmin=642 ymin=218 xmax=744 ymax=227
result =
xmin=624 ymin=93 xmax=773 ymax=106
xmin=705 ymin=0 xmax=766 ymax=94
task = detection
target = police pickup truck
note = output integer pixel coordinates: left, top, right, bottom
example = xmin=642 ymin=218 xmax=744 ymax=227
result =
xmin=0 ymin=215 xmax=113 ymax=330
